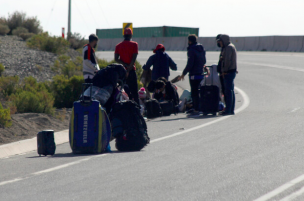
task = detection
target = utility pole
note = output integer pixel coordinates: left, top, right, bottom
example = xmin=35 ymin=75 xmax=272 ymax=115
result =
xmin=67 ymin=0 xmax=71 ymax=40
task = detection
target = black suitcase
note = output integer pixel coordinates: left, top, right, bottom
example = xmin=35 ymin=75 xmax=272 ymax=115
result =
xmin=200 ymin=66 xmax=220 ymax=115
xmin=37 ymin=130 xmax=56 ymax=156
xmin=160 ymin=101 xmax=175 ymax=116
xmin=145 ymin=99 xmax=162 ymax=118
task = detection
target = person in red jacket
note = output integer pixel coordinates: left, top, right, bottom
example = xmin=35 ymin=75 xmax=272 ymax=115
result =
xmin=115 ymin=28 xmax=139 ymax=104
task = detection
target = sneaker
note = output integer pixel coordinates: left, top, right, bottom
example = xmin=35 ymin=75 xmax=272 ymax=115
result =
xmin=186 ymin=109 xmax=194 ymax=114
xmin=189 ymin=110 xmax=200 ymax=116
xmin=220 ymin=112 xmax=234 ymax=116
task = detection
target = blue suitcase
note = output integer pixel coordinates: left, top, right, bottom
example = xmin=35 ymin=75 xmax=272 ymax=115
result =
xmin=69 ymin=84 xmax=112 ymax=154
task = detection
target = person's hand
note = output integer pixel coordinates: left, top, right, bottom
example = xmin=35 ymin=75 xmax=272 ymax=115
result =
xmin=94 ymin=70 xmax=98 ymax=74
xmin=180 ymin=75 xmax=185 ymax=81
xmin=126 ymin=72 xmax=129 ymax=78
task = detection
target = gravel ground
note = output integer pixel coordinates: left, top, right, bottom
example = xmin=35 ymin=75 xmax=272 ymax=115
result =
xmin=0 ymin=35 xmax=81 ymax=82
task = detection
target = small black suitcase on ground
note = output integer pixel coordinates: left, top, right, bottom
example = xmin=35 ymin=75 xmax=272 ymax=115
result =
xmin=145 ymin=99 xmax=163 ymax=118
xmin=37 ymin=130 xmax=56 ymax=156
xmin=160 ymin=101 xmax=175 ymax=116
xmin=200 ymin=66 xmax=220 ymax=115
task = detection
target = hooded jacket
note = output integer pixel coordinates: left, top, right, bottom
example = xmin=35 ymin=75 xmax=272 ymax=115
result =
xmin=143 ymin=50 xmax=177 ymax=81
xmin=182 ymin=43 xmax=206 ymax=76
xmin=220 ymin=35 xmax=237 ymax=73
xmin=92 ymin=63 xmax=126 ymax=89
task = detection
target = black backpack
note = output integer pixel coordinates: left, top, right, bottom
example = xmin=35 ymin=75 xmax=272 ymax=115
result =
xmin=145 ymin=99 xmax=163 ymax=119
xmin=110 ymin=100 xmax=150 ymax=151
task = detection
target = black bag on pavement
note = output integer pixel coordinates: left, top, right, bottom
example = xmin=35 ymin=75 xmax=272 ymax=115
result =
xmin=37 ymin=130 xmax=56 ymax=156
xmin=145 ymin=99 xmax=163 ymax=118
xmin=200 ymin=66 xmax=220 ymax=115
xmin=160 ymin=101 xmax=175 ymax=116
xmin=110 ymin=100 xmax=150 ymax=151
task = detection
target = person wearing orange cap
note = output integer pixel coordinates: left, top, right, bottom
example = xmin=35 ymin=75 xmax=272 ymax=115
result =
xmin=115 ymin=28 xmax=139 ymax=104
xmin=143 ymin=44 xmax=177 ymax=81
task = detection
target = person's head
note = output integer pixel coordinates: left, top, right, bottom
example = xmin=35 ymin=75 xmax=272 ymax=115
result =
xmin=89 ymin=34 xmax=98 ymax=48
xmin=217 ymin=39 xmax=223 ymax=48
xmin=188 ymin=34 xmax=197 ymax=45
xmin=157 ymin=77 xmax=168 ymax=83
xmin=216 ymin=34 xmax=222 ymax=48
xmin=138 ymin=87 xmax=147 ymax=100
xmin=217 ymin=34 xmax=230 ymax=48
xmin=153 ymin=44 xmax=165 ymax=53
xmin=155 ymin=80 xmax=166 ymax=93
xmin=147 ymin=80 xmax=156 ymax=93
xmin=123 ymin=28 xmax=133 ymax=41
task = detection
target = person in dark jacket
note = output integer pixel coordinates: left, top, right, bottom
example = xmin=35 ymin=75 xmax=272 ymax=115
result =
xmin=154 ymin=78 xmax=179 ymax=108
xmin=143 ymin=44 xmax=177 ymax=81
xmin=179 ymin=34 xmax=206 ymax=114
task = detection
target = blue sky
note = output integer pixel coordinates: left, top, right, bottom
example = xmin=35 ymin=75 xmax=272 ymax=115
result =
xmin=1 ymin=0 xmax=303 ymax=39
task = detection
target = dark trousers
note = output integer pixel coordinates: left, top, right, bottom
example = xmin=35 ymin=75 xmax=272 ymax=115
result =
xmin=223 ymin=72 xmax=236 ymax=114
xmin=126 ymin=70 xmax=139 ymax=105
xmin=219 ymin=74 xmax=225 ymax=95
xmin=189 ymin=78 xmax=203 ymax=111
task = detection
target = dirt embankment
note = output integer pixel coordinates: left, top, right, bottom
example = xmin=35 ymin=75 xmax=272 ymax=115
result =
xmin=0 ymin=36 xmax=80 ymax=145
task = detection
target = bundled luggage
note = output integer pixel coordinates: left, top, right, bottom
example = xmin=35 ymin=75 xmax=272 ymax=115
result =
xmin=160 ymin=101 xmax=175 ymax=116
xmin=145 ymin=99 xmax=163 ymax=118
xmin=37 ymin=130 xmax=56 ymax=156
xmin=69 ymin=83 xmax=111 ymax=154
xmin=110 ymin=100 xmax=150 ymax=151
xmin=83 ymin=63 xmax=127 ymax=106
xmin=200 ymin=65 xmax=220 ymax=115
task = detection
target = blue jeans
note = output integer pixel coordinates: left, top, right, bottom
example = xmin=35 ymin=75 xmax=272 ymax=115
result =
xmin=224 ymin=72 xmax=236 ymax=114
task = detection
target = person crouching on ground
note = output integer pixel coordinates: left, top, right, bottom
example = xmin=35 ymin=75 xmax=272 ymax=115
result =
xmin=83 ymin=34 xmax=100 ymax=84
xmin=143 ymin=44 xmax=177 ymax=81
xmin=154 ymin=79 xmax=179 ymax=111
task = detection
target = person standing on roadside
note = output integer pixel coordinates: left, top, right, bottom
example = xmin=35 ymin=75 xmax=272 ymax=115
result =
xmin=83 ymin=34 xmax=100 ymax=84
xmin=216 ymin=34 xmax=225 ymax=97
xmin=115 ymin=28 xmax=139 ymax=104
xmin=179 ymin=34 xmax=206 ymax=115
xmin=143 ymin=44 xmax=177 ymax=81
xmin=217 ymin=34 xmax=237 ymax=115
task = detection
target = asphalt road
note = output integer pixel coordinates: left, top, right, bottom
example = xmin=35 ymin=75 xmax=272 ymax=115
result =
xmin=1 ymin=51 xmax=304 ymax=201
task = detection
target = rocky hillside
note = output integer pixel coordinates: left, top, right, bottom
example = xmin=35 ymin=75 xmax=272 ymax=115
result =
xmin=0 ymin=35 xmax=81 ymax=82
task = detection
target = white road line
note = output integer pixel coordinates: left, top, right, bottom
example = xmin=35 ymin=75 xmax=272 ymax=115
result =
xmin=289 ymin=108 xmax=301 ymax=113
xmin=253 ymin=174 xmax=304 ymax=201
xmin=0 ymin=87 xmax=249 ymax=187
xmin=238 ymin=53 xmax=304 ymax=58
xmin=239 ymin=62 xmax=304 ymax=73
xmin=280 ymin=185 xmax=304 ymax=201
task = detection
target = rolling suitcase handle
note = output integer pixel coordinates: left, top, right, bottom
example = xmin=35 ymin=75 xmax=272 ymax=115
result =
xmin=204 ymin=66 xmax=214 ymax=86
xmin=81 ymin=83 xmax=93 ymax=103
xmin=117 ymin=79 xmax=125 ymax=102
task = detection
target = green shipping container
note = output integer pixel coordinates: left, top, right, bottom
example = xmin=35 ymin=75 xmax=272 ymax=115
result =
xmin=96 ymin=26 xmax=199 ymax=39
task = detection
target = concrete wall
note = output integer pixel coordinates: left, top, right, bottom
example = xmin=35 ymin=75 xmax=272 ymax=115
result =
xmin=97 ymin=36 xmax=304 ymax=52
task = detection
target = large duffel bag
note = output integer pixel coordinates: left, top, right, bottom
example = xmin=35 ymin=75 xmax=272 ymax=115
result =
xmin=69 ymin=83 xmax=112 ymax=154
xmin=160 ymin=101 xmax=175 ymax=116
xmin=110 ymin=100 xmax=150 ymax=152
xmin=145 ymin=99 xmax=163 ymax=119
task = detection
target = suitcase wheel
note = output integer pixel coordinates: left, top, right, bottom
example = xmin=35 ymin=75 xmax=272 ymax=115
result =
xmin=39 ymin=154 xmax=41 ymax=157
xmin=212 ymin=113 xmax=217 ymax=116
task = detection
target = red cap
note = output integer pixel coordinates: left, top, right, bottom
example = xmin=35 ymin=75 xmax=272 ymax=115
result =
xmin=124 ymin=28 xmax=133 ymax=35
xmin=153 ymin=44 xmax=165 ymax=53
